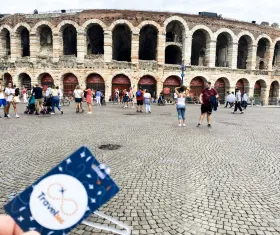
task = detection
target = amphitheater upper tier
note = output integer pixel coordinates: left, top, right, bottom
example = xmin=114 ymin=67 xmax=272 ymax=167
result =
xmin=0 ymin=9 xmax=279 ymax=104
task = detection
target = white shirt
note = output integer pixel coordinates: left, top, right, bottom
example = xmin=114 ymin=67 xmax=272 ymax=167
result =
xmin=242 ymin=93 xmax=248 ymax=102
xmin=5 ymin=88 xmax=14 ymax=102
xmin=144 ymin=93 xmax=151 ymax=100
xmin=174 ymin=93 xmax=178 ymax=99
xmin=227 ymin=94 xmax=236 ymax=103
xmin=58 ymin=89 xmax=63 ymax=97
xmin=236 ymin=91 xmax=241 ymax=102
xmin=0 ymin=92 xmax=4 ymax=99
xmin=45 ymin=88 xmax=52 ymax=97
xmin=73 ymin=89 xmax=83 ymax=98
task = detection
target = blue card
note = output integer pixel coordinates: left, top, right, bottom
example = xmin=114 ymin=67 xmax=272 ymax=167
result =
xmin=4 ymin=146 xmax=119 ymax=235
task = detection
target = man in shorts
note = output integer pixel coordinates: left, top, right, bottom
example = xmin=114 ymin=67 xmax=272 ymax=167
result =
xmin=136 ymin=88 xmax=144 ymax=113
xmin=197 ymin=81 xmax=219 ymax=128
xmin=33 ymin=84 xmax=43 ymax=115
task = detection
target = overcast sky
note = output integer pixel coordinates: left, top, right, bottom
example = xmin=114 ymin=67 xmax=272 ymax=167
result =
xmin=1 ymin=0 xmax=279 ymax=24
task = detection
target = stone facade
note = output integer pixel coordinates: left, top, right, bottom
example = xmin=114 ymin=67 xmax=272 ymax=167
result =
xmin=0 ymin=9 xmax=280 ymax=104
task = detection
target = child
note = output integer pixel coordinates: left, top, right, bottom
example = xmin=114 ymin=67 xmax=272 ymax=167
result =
xmin=0 ymin=87 xmax=7 ymax=118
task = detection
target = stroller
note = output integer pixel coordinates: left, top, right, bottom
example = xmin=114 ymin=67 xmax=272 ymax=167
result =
xmin=24 ymin=96 xmax=36 ymax=114
xmin=41 ymin=97 xmax=52 ymax=114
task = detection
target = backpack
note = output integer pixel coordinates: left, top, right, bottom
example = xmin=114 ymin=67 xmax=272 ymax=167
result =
xmin=136 ymin=91 xmax=142 ymax=97
xmin=15 ymin=88 xmax=19 ymax=96
xmin=84 ymin=91 xmax=87 ymax=98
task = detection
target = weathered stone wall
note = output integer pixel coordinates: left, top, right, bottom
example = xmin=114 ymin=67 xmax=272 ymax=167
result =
xmin=0 ymin=9 xmax=280 ymax=104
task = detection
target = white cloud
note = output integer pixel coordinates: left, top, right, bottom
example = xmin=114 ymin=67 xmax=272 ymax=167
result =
xmin=1 ymin=0 xmax=280 ymax=24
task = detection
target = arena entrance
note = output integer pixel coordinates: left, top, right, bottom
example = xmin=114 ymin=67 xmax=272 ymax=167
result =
xmin=214 ymin=77 xmax=229 ymax=104
xmin=163 ymin=76 xmax=181 ymax=100
xmin=19 ymin=73 xmax=31 ymax=90
xmin=4 ymin=73 xmax=12 ymax=87
xmin=63 ymin=73 xmax=78 ymax=96
xmin=86 ymin=73 xmax=105 ymax=94
xmin=138 ymin=75 xmax=157 ymax=98
xmin=253 ymin=80 xmax=266 ymax=105
xmin=189 ymin=77 xmax=206 ymax=98
xmin=235 ymin=79 xmax=249 ymax=94
xmin=269 ymin=81 xmax=280 ymax=105
xmin=41 ymin=73 xmax=54 ymax=91
xmin=111 ymin=74 xmax=131 ymax=100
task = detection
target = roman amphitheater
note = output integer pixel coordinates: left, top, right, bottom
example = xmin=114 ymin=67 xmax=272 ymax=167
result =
xmin=0 ymin=9 xmax=280 ymax=104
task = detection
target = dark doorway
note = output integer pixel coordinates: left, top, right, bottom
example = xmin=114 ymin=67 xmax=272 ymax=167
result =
xmin=21 ymin=28 xmax=30 ymax=57
xmin=87 ymin=24 xmax=104 ymax=55
xmin=63 ymin=25 xmax=77 ymax=56
xmin=112 ymin=74 xmax=131 ymax=99
xmin=63 ymin=73 xmax=78 ymax=95
xmin=86 ymin=73 xmax=105 ymax=94
xmin=41 ymin=73 xmax=54 ymax=91
xmin=165 ymin=45 xmax=182 ymax=65
xmin=216 ymin=33 xmax=231 ymax=67
xmin=138 ymin=76 xmax=157 ymax=98
xmin=112 ymin=24 xmax=131 ymax=62
xmin=191 ymin=30 xmax=207 ymax=66
xmin=237 ymin=36 xmax=250 ymax=69
xmin=139 ymin=25 xmax=158 ymax=61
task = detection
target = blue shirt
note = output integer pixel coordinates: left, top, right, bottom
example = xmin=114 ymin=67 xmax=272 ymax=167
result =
xmin=96 ymin=91 xmax=101 ymax=97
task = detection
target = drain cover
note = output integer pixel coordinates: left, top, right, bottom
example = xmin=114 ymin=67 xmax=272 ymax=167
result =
xmin=98 ymin=144 xmax=122 ymax=150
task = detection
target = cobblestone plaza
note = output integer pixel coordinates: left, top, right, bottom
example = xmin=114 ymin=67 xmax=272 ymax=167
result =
xmin=0 ymin=104 xmax=279 ymax=235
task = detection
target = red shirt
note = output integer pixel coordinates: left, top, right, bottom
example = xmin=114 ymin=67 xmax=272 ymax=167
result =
xmin=201 ymin=88 xmax=217 ymax=105
xmin=136 ymin=91 xmax=145 ymax=101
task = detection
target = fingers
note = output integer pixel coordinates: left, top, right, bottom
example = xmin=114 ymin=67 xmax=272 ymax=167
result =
xmin=23 ymin=232 xmax=40 ymax=235
xmin=0 ymin=215 xmax=15 ymax=235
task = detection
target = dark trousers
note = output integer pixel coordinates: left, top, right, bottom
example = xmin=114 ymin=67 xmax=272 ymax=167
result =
xmin=52 ymin=96 xmax=61 ymax=112
xmin=225 ymin=101 xmax=234 ymax=108
xmin=234 ymin=101 xmax=243 ymax=112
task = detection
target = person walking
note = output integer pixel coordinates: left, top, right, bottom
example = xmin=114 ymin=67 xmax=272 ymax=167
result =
xmin=122 ymin=89 xmax=129 ymax=108
xmin=128 ymin=87 xmax=134 ymax=108
xmin=173 ymin=91 xmax=178 ymax=104
xmin=232 ymin=88 xmax=244 ymax=114
xmin=73 ymin=85 xmax=84 ymax=113
xmin=242 ymin=91 xmax=248 ymax=110
xmin=175 ymin=85 xmax=188 ymax=127
xmin=50 ymin=86 xmax=63 ymax=115
xmin=4 ymin=83 xmax=15 ymax=118
xmin=0 ymin=86 xmax=7 ymax=118
xmin=85 ymin=86 xmax=93 ymax=114
xmin=196 ymin=81 xmax=219 ymax=128
xmin=33 ymin=84 xmax=44 ymax=115
xmin=95 ymin=89 xmax=102 ymax=106
xmin=11 ymin=84 xmax=20 ymax=118
xmin=144 ymin=89 xmax=152 ymax=113
xmin=114 ymin=88 xmax=119 ymax=105
xmin=136 ymin=88 xmax=145 ymax=112
xmin=21 ymin=87 xmax=28 ymax=103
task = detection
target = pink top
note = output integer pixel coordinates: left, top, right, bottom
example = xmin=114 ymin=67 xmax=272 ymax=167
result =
xmin=86 ymin=89 xmax=92 ymax=103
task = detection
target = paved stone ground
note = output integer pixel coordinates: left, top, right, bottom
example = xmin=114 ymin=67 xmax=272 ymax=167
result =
xmin=0 ymin=103 xmax=280 ymax=235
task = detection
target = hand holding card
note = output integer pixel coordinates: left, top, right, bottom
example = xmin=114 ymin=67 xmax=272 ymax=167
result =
xmin=4 ymin=146 xmax=120 ymax=235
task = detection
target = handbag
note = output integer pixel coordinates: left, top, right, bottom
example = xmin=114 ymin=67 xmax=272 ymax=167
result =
xmin=13 ymin=96 xmax=21 ymax=103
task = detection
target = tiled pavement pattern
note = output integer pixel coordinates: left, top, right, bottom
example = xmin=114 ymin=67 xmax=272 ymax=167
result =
xmin=0 ymin=103 xmax=280 ymax=235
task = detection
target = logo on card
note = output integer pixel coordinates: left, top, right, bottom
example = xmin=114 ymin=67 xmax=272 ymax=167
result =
xmin=30 ymin=174 xmax=88 ymax=230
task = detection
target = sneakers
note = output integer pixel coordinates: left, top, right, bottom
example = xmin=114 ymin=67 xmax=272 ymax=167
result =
xmin=178 ymin=124 xmax=182 ymax=127
xmin=15 ymin=114 xmax=20 ymax=118
xmin=240 ymin=111 xmax=244 ymax=114
xmin=149 ymin=111 xmax=151 ymax=113
xmin=4 ymin=114 xmax=10 ymax=118
xmin=87 ymin=112 xmax=92 ymax=114
xmin=61 ymin=111 xmax=63 ymax=115
xmin=207 ymin=124 xmax=212 ymax=128
xmin=182 ymin=124 xmax=186 ymax=127
xmin=231 ymin=111 xmax=235 ymax=114
xmin=35 ymin=112 xmax=39 ymax=115
xmin=196 ymin=123 xmax=201 ymax=127
xmin=50 ymin=112 xmax=55 ymax=115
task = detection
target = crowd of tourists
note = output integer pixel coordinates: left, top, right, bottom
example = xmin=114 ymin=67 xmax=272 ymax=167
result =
xmin=0 ymin=79 xmax=249 ymax=128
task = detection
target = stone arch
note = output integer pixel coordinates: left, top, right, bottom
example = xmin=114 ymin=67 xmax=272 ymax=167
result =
xmin=109 ymin=20 xmax=134 ymax=32
xmin=163 ymin=16 xmax=189 ymax=35
xmin=214 ymin=28 xmax=236 ymax=42
xmin=253 ymin=79 xmax=267 ymax=104
xmin=138 ymin=21 xmax=162 ymax=34
xmin=32 ymin=22 xmax=54 ymax=57
xmin=237 ymin=31 xmax=255 ymax=44
xmin=138 ymin=75 xmax=157 ymax=98
xmin=256 ymin=35 xmax=272 ymax=70
xmin=191 ymin=27 xmax=212 ymax=66
xmin=235 ymin=78 xmax=250 ymax=94
xmin=111 ymin=73 xmax=132 ymax=99
xmin=82 ymin=19 xmax=107 ymax=31
xmin=215 ymin=30 xmax=234 ymax=67
xmin=268 ymin=80 xmax=280 ymax=105
xmin=57 ymin=20 xmax=80 ymax=33
xmin=86 ymin=73 xmax=105 ymax=94
xmin=237 ymin=34 xmax=254 ymax=69
xmin=214 ymin=77 xmax=230 ymax=103
xmin=0 ymin=26 xmax=11 ymax=57
xmin=272 ymin=38 xmax=280 ymax=68
xmin=190 ymin=25 xmax=214 ymax=39
xmin=163 ymin=75 xmax=181 ymax=98
xmin=58 ymin=23 xmax=77 ymax=56
xmin=139 ymin=24 xmax=158 ymax=61
xmin=18 ymin=73 xmax=32 ymax=89
xmin=3 ymin=72 xmax=13 ymax=87
xmin=189 ymin=76 xmax=207 ymax=98
xmin=62 ymin=73 xmax=79 ymax=95
xmin=13 ymin=23 xmax=31 ymax=33
xmin=38 ymin=72 xmax=55 ymax=91
xmin=14 ymin=24 xmax=30 ymax=57
xmin=112 ymin=23 xmax=132 ymax=62
xmin=85 ymin=22 xmax=104 ymax=56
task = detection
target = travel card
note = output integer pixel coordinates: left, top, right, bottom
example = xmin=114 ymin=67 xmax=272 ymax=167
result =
xmin=4 ymin=146 xmax=119 ymax=235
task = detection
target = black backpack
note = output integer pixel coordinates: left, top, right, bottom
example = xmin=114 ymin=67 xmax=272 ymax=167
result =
xmin=84 ymin=91 xmax=87 ymax=98
xmin=15 ymin=88 xmax=19 ymax=96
